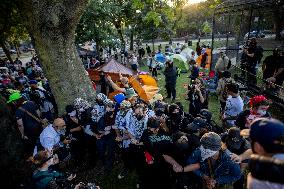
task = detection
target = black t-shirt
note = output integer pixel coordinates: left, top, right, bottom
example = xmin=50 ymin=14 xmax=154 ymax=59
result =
xmin=15 ymin=101 xmax=42 ymax=138
xmin=263 ymin=55 xmax=279 ymax=79
xmin=172 ymin=132 xmax=200 ymax=165
xmin=247 ymin=46 xmax=257 ymax=67
xmin=141 ymin=129 xmax=175 ymax=165
xmin=275 ymin=56 xmax=284 ymax=82
xmin=64 ymin=115 xmax=83 ymax=140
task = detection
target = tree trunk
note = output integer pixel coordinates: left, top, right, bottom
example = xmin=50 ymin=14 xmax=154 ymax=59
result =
xmin=117 ymin=27 xmax=125 ymax=51
xmin=95 ymin=39 xmax=101 ymax=58
xmin=18 ymin=0 xmax=95 ymax=115
xmin=0 ymin=39 xmax=13 ymax=62
xmin=152 ymin=38 xmax=155 ymax=52
xmin=130 ymin=29 xmax=134 ymax=51
xmin=16 ymin=45 xmax=21 ymax=58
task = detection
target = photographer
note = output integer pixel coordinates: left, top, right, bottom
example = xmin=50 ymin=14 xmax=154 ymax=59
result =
xmin=31 ymin=150 xmax=77 ymax=189
xmin=244 ymin=38 xmax=263 ymax=85
xmin=187 ymin=78 xmax=207 ymax=117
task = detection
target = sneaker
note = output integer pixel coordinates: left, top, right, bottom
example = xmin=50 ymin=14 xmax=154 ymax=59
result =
xmin=117 ymin=169 xmax=128 ymax=179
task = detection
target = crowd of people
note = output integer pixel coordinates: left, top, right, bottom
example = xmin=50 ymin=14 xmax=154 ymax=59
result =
xmin=1 ymin=38 xmax=284 ymax=189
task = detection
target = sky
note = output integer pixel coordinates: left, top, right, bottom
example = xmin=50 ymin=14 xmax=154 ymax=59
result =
xmin=187 ymin=0 xmax=206 ymax=4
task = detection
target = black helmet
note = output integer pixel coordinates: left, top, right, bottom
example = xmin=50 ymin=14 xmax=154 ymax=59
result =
xmin=186 ymin=117 xmax=207 ymax=133
xmin=199 ymin=109 xmax=212 ymax=121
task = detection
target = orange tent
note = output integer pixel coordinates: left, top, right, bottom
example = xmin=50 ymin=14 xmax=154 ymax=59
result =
xmin=129 ymin=75 xmax=159 ymax=103
xmin=87 ymin=59 xmax=135 ymax=82
xmin=196 ymin=48 xmax=212 ymax=69
xmin=138 ymin=74 xmax=157 ymax=87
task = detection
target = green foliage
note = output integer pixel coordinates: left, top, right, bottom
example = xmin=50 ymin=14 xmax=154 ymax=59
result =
xmin=143 ymin=11 xmax=162 ymax=27
xmin=202 ymin=21 xmax=212 ymax=34
xmin=0 ymin=0 xmax=29 ymax=60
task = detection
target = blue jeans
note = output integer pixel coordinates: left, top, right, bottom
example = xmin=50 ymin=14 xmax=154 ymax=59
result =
xmin=96 ymin=134 xmax=115 ymax=170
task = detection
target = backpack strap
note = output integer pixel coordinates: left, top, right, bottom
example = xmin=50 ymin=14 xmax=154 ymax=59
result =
xmin=19 ymin=107 xmax=42 ymax=123
xmin=19 ymin=107 xmax=49 ymax=128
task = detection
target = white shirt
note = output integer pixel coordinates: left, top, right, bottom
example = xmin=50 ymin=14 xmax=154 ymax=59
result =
xmin=224 ymin=95 xmax=244 ymax=126
xmin=40 ymin=124 xmax=60 ymax=151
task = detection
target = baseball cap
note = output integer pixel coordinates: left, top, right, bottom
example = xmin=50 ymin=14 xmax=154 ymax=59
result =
xmin=125 ymin=88 xmax=138 ymax=99
xmin=200 ymin=132 xmax=221 ymax=151
xmin=114 ymin=93 xmax=125 ymax=104
xmin=250 ymin=118 xmax=284 ymax=153
xmin=7 ymin=92 xmax=22 ymax=103
xmin=187 ymin=117 xmax=207 ymax=133
xmin=226 ymin=127 xmax=243 ymax=150
xmin=29 ymin=80 xmax=38 ymax=85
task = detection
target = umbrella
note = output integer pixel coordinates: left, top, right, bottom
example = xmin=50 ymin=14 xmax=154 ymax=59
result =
xmin=155 ymin=53 xmax=166 ymax=63
xmin=173 ymin=54 xmax=189 ymax=71
xmin=129 ymin=76 xmax=159 ymax=103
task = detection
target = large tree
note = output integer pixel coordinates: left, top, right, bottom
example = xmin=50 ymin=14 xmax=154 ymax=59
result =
xmin=0 ymin=0 xmax=22 ymax=62
xmin=17 ymin=0 xmax=96 ymax=114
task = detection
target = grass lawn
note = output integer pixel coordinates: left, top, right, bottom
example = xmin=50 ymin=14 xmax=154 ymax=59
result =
xmin=139 ymin=63 xmax=222 ymax=126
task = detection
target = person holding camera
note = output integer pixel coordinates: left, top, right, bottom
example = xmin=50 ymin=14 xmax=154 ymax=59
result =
xmin=244 ymin=38 xmax=263 ymax=85
xmin=31 ymin=150 xmax=77 ymax=189
xmin=187 ymin=78 xmax=207 ymax=117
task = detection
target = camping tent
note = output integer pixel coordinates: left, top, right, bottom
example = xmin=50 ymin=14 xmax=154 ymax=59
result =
xmin=196 ymin=48 xmax=212 ymax=69
xmin=87 ymin=59 xmax=135 ymax=81
xmin=129 ymin=75 xmax=159 ymax=103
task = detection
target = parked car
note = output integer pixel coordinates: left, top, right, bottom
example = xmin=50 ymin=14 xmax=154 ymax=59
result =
xmin=0 ymin=48 xmax=5 ymax=57
xmin=280 ymin=29 xmax=284 ymax=39
xmin=10 ymin=49 xmax=17 ymax=54
xmin=244 ymin=31 xmax=265 ymax=39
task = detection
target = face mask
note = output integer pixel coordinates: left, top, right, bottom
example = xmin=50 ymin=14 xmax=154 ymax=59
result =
xmin=200 ymin=145 xmax=218 ymax=161
xmin=96 ymin=99 xmax=103 ymax=105
xmin=106 ymin=111 xmax=113 ymax=116
xmin=257 ymin=109 xmax=266 ymax=116
xmin=68 ymin=110 xmax=76 ymax=117
xmin=136 ymin=114 xmax=143 ymax=121
xmin=57 ymin=128 xmax=66 ymax=135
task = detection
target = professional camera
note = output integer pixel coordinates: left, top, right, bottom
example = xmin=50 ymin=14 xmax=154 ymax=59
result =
xmin=75 ymin=182 xmax=98 ymax=189
xmin=188 ymin=84 xmax=196 ymax=91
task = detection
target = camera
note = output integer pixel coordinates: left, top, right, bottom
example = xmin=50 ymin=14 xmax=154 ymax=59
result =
xmin=188 ymin=84 xmax=196 ymax=91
